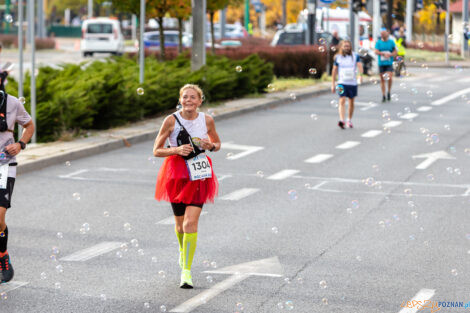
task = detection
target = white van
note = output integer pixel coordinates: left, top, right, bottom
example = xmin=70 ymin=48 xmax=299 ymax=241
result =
xmin=81 ymin=18 xmax=125 ymax=57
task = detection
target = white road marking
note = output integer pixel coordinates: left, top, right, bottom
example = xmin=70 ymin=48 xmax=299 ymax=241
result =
xmin=58 ymin=169 xmax=89 ymax=179
xmin=412 ymin=150 xmax=456 ymax=170
xmin=400 ymin=113 xmax=419 ymax=120
xmin=216 ymin=174 xmax=232 ymax=182
xmin=361 ymin=130 xmax=382 ymax=138
xmin=60 ymin=242 xmax=124 ymax=262
xmin=311 ymin=181 xmax=328 ymax=190
xmin=156 ymin=212 xmax=208 ymax=225
xmin=335 ymin=141 xmax=360 ymax=150
xmin=416 ymin=106 xmax=432 ymax=112
xmin=355 ymin=101 xmax=378 ymax=111
xmin=221 ymin=142 xmax=264 ymax=160
xmin=431 ymin=87 xmax=470 ymax=106
xmin=428 ymin=76 xmax=448 ymax=82
xmin=304 ymin=154 xmax=334 ymax=163
xmin=398 ymin=289 xmax=435 ymax=313
xmin=267 ymin=169 xmax=300 ymax=180
xmin=383 ymin=120 xmax=402 ymax=128
xmin=459 ymin=77 xmax=470 ymax=83
xmin=0 ymin=281 xmax=29 ymax=293
xmin=170 ymin=257 xmax=283 ymax=313
xmin=220 ymin=188 xmax=260 ymax=201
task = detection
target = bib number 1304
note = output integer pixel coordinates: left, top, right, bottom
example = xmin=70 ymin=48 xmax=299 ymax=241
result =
xmin=185 ymin=154 xmax=212 ymax=181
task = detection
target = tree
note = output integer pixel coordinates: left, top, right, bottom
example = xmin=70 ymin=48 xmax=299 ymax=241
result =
xmin=207 ymin=0 xmax=243 ymax=53
xmin=168 ymin=0 xmax=191 ymax=54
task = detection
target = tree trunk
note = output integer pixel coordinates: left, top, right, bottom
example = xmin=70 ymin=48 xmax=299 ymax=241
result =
xmin=178 ymin=17 xmax=183 ymax=54
xmin=158 ymin=17 xmax=166 ymax=60
xmin=282 ymin=0 xmax=287 ymax=26
xmin=210 ymin=12 xmax=215 ymax=54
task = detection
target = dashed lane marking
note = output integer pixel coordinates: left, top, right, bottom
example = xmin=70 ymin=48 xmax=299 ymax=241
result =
xmin=431 ymin=87 xmax=470 ymax=106
xmin=361 ymin=130 xmax=382 ymax=138
xmin=383 ymin=120 xmax=402 ymax=128
xmin=219 ymin=188 xmax=260 ymax=201
xmin=335 ymin=141 xmax=360 ymax=150
xmin=400 ymin=113 xmax=419 ymax=120
xmin=416 ymin=106 xmax=432 ymax=112
xmin=60 ymin=242 xmax=124 ymax=262
xmin=267 ymin=169 xmax=300 ymax=180
xmin=304 ymin=154 xmax=334 ymax=164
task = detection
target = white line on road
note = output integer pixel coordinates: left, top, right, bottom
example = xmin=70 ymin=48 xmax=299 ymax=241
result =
xmin=156 ymin=212 xmax=208 ymax=225
xmin=58 ymin=169 xmax=89 ymax=179
xmin=398 ymin=289 xmax=435 ymax=313
xmin=0 ymin=281 xmax=29 ymax=293
xmin=221 ymin=142 xmax=264 ymax=160
xmin=220 ymin=188 xmax=260 ymax=201
xmin=335 ymin=141 xmax=360 ymax=150
xmin=431 ymin=87 xmax=470 ymax=106
xmin=60 ymin=242 xmax=124 ymax=262
xmin=400 ymin=113 xmax=419 ymax=120
xmin=267 ymin=169 xmax=300 ymax=180
xmin=412 ymin=150 xmax=456 ymax=170
xmin=304 ymin=154 xmax=333 ymax=164
xmin=416 ymin=106 xmax=432 ymax=112
xmin=383 ymin=121 xmax=403 ymax=128
xmin=355 ymin=101 xmax=378 ymax=111
xmin=361 ymin=130 xmax=382 ymax=138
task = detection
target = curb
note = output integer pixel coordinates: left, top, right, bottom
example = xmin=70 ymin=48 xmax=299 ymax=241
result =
xmin=16 ymin=81 xmax=372 ymax=174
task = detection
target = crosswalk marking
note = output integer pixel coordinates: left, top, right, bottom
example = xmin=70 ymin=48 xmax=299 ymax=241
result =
xmin=361 ymin=130 xmax=382 ymax=138
xmin=267 ymin=169 xmax=300 ymax=180
xmin=220 ymin=188 xmax=260 ymax=201
xmin=398 ymin=289 xmax=436 ymax=313
xmin=383 ymin=120 xmax=402 ymax=128
xmin=304 ymin=154 xmax=334 ymax=164
xmin=60 ymin=242 xmax=124 ymax=262
xmin=400 ymin=113 xmax=419 ymax=120
xmin=431 ymin=87 xmax=470 ymax=106
xmin=0 ymin=281 xmax=29 ymax=293
xmin=221 ymin=142 xmax=264 ymax=160
xmin=416 ymin=106 xmax=432 ymax=112
xmin=335 ymin=141 xmax=360 ymax=149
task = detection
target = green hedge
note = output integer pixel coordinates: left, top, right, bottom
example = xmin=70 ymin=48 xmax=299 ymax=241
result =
xmin=6 ymin=54 xmax=273 ymax=142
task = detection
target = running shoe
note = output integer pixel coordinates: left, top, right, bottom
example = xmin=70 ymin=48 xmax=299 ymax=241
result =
xmin=347 ymin=121 xmax=353 ymax=128
xmin=338 ymin=121 xmax=345 ymax=129
xmin=0 ymin=252 xmax=14 ymax=283
xmin=179 ymin=250 xmax=183 ymax=269
xmin=387 ymin=92 xmax=391 ymax=101
xmin=382 ymin=95 xmax=386 ymax=103
xmin=180 ymin=269 xmax=193 ymax=289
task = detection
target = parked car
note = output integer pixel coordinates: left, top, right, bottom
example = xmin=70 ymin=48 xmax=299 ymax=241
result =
xmin=143 ymin=30 xmax=192 ymax=49
xmin=212 ymin=23 xmax=248 ymax=40
xmin=270 ymin=29 xmax=333 ymax=46
xmin=81 ymin=17 xmax=124 ymax=57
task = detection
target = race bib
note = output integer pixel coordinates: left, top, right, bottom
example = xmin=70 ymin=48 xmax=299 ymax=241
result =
xmin=185 ymin=153 xmax=212 ymax=181
xmin=341 ymin=68 xmax=355 ymax=80
xmin=0 ymin=164 xmax=8 ymax=189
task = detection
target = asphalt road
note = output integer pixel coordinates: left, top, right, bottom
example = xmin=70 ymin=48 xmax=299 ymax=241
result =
xmin=1 ymin=67 xmax=470 ymax=313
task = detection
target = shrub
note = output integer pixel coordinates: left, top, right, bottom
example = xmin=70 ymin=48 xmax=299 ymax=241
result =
xmin=6 ymin=53 xmax=273 ymax=142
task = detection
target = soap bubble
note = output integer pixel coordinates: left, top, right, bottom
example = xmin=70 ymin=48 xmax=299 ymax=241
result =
xmin=65 ymin=161 xmax=71 ymax=167
xmin=288 ymin=190 xmax=298 ymax=200
xmin=383 ymin=73 xmax=390 ymax=81
xmin=310 ymin=113 xmax=318 ymax=120
xmin=51 ymin=246 xmax=60 ymax=255
xmin=54 ymin=282 xmax=61 ymax=290
xmin=285 ymin=300 xmax=294 ymax=310
xmin=391 ymin=94 xmax=399 ymax=102
xmin=158 ymin=270 xmax=166 ymax=278
xmin=409 ymin=234 xmax=416 ymax=240
xmin=203 ymin=260 xmax=210 ymax=267
xmin=404 ymin=188 xmax=412 ymax=197
xmin=454 ymin=168 xmax=461 ymax=175
xmin=426 ymin=90 xmax=433 ymax=98
xmin=131 ymin=239 xmax=139 ymax=247
xmin=56 ymin=232 xmax=63 ymax=239
xmin=319 ymin=280 xmax=327 ymax=289
xmin=0 ymin=292 xmax=7 ymax=300
xmin=330 ymin=100 xmax=338 ymax=108
xmin=336 ymin=84 xmax=345 ymax=95
xmin=446 ymin=167 xmax=454 ymax=174
xmin=451 ymin=269 xmax=458 ymax=276
xmin=277 ymin=302 xmax=284 ymax=309
xmin=284 ymin=277 xmax=291 ymax=284
xmin=319 ymin=38 xmax=326 ymax=45
xmin=410 ymin=88 xmax=418 ymax=95
xmin=235 ymin=65 xmax=242 ymax=73
xmin=289 ymin=93 xmax=296 ymax=100
xmin=55 ymin=264 xmax=64 ymax=273
xmin=379 ymin=220 xmax=385 ymax=228
xmin=210 ymin=261 xmax=217 ymax=268
xmin=236 ymin=302 xmax=244 ymax=311
xmin=137 ymin=87 xmax=144 ymax=95
xmin=319 ymin=46 xmax=325 ymax=53
xmin=72 ymin=192 xmax=81 ymax=200
xmin=271 ymin=226 xmax=279 ymax=234
xmin=399 ymin=82 xmax=407 ymax=89
xmin=151 ymin=256 xmax=158 ymax=263
xmin=160 ymin=305 xmax=167 ymax=312
xmin=226 ymin=152 xmax=234 ymax=159
xmin=144 ymin=302 xmax=150 ymax=309
xmin=40 ymin=272 xmax=47 ymax=280
xmin=123 ymin=223 xmax=132 ymax=232
xmin=256 ymin=170 xmax=264 ymax=178
xmin=322 ymin=298 xmax=329 ymax=305
xmin=444 ymin=124 xmax=451 ymax=131
xmin=411 ymin=211 xmax=418 ymax=219
xmin=100 ymin=294 xmax=107 ymax=301
xmin=103 ymin=211 xmax=110 ymax=217
xmin=382 ymin=110 xmax=391 ymax=121
xmin=426 ymin=174 xmax=435 ymax=181
xmin=50 ymin=255 xmax=57 ymax=261
xmin=120 ymin=243 xmax=129 ymax=252
xmin=309 ymin=68 xmax=317 ymax=75
xmin=351 ymin=200 xmax=359 ymax=209
xmin=138 ymin=249 xmax=144 ymax=256
xmin=346 ymin=208 xmax=352 ymax=214
xmin=364 ymin=177 xmax=375 ymax=187
xmin=267 ymin=83 xmax=275 ymax=92
xmin=82 ymin=223 xmax=90 ymax=232
xmin=4 ymin=15 xmax=13 ymax=24
xmin=297 ymin=277 xmax=303 ymax=284
xmin=206 ymin=275 xmax=213 ymax=283
xmin=116 ymin=251 xmax=123 ymax=258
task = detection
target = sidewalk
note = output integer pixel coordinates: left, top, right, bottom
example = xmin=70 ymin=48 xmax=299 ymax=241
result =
xmin=16 ymin=80 xmax=340 ymax=174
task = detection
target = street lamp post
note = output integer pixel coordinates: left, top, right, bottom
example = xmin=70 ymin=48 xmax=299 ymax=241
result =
xmin=139 ymin=0 xmax=145 ymax=84
xmin=28 ymin=0 xmax=36 ymax=143
xmin=307 ymin=0 xmax=317 ymax=45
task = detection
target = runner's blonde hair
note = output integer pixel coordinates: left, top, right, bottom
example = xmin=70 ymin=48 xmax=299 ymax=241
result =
xmin=179 ymin=84 xmax=204 ymax=100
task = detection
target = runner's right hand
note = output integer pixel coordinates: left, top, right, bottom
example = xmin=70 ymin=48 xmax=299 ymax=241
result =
xmin=176 ymin=144 xmax=193 ymax=156
xmin=331 ymin=84 xmax=336 ymax=94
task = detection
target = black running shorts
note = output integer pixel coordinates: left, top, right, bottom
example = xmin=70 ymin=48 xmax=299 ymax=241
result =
xmin=171 ymin=202 xmax=203 ymax=216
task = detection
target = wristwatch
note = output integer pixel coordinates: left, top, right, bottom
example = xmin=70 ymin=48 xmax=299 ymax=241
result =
xmin=18 ymin=141 xmax=26 ymax=150
xmin=209 ymin=143 xmax=216 ymax=152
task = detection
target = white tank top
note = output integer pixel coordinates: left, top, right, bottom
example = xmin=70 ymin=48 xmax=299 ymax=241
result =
xmin=168 ymin=111 xmax=209 ymax=148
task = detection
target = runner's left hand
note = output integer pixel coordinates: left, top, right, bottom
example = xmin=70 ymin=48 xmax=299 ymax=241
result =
xmin=5 ymin=143 xmax=21 ymax=156
xmin=200 ymin=139 xmax=214 ymax=150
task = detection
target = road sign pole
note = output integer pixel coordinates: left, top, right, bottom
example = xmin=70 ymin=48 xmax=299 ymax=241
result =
xmin=139 ymin=0 xmax=145 ymax=84
xmin=445 ymin=0 xmax=449 ymax=64
xmin=405 ymin=0 xmax=413 ymax=42
xmin=462 ymin=0 xmax=469 ymax=57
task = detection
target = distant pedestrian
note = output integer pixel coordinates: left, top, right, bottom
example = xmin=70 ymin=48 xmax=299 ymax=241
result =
xmin=331 ymin=40 xmax=363 ymax=129
xmin=153 ymin=84 xmax=220 ymax=289
xmin=0 ymin=69 xmax=35 ymax=284
xmin=375 ymin=29 xmax=397 ymax=102
xmin=331 ymin=30 xmax=341 ymax=46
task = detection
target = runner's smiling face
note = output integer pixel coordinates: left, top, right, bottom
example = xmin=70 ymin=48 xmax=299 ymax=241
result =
xmin=180 ymin=88 xmax=202 ymax=113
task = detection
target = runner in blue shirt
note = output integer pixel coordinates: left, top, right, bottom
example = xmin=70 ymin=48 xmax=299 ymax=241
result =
xmin=375 ymin=29 xmax=397 ymax=102
xmin=331 ymin=40 xmax=363 ymax=129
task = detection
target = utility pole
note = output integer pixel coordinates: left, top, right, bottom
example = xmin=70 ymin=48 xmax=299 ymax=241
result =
xmin=307 ymin=0 xmax=317 ymax=45
xmin=37 ymin=0 xmax=45 ymax=38
xmin=139 ymin=0 xmax=145 ymax=83
xmin=192 ymin=0 xmax=206 ymax=71
xmin=373 ymin=0 xmax=382 ymax=42
xmin=405 ymin=0 xmax=413 ymax=42
xmin=445 ymin=0 xmax=450 ymax=63
xmin=350 ymin=0 xmax=355 ymax=49
xmin=28 ymin=0 xmax=37 ymax=143
xmin=18 ymin=0 xmax=24 ymax=140
xmin=462 ymin=0 xmax=469 ymax=57
xmin=88 ymin=0 xmax=93 ymax=18
xmin=220 ymin=8 xmax=226 ymax=39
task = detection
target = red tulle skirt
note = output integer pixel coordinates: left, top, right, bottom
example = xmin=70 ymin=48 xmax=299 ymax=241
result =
xmin=155 ymin=155 xmax=218 ymax=204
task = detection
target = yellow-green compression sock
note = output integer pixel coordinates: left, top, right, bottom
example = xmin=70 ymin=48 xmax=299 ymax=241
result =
xmin=182 ymin=232 xmax=198 ymax=271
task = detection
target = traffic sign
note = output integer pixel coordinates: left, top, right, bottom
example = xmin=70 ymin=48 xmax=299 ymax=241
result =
xmin=320 ymin=0 xmax=336 ymax=4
